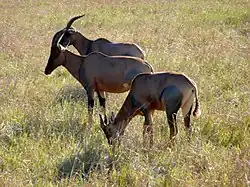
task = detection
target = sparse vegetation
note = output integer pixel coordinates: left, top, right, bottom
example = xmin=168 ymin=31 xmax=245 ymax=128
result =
xmin=0 ymin=0 xmax=249 ymax=186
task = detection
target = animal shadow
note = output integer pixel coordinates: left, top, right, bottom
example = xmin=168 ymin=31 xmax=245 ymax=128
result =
xmin=53 ymin=85 xmax=87 ymax=105
xmin=56 ymin=145 xmax=112 ymax=183
xmin=57 ymin=148 xmax=101 ymax=182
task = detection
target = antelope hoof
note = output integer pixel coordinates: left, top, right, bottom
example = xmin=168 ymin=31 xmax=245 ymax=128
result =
xmin=143 ymin=125 xmax=152 ymax=134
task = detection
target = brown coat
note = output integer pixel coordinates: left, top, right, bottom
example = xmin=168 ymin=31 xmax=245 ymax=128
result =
xmin=100 ymin=72 xmax=201 ymax=146
xmin=45 ymin=30 xmax=153 ymax=124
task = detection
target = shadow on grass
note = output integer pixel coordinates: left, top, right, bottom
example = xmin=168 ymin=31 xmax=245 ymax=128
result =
xmin=56 ymin=141 xmax=112 ymax=183
xmin=57 ymin=149 xmax=100 ymax=181
xmin=52 ymin=85 xmax=87 ymax=105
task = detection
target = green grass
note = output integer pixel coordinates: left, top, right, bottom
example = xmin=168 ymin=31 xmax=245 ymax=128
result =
xmin=1 ymin=0 xmax=250 ymax=186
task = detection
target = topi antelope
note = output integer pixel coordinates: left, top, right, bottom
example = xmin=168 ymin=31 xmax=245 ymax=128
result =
xmin=57 ymin=15 xmax=146 ymax=59
xmin=100 ymin=72 xmax=201 ymax=147
xmin=44 ymin=30 xmax=154 ymax=124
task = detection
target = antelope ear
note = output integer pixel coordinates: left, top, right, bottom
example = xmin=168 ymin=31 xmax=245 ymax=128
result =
xmin=99 ymin=114 xmax=105 ymax=129
xmin=68 ymin=27 xmax=76 ymax=34
xmin=110 ymin=112 xmax=115 ymax=122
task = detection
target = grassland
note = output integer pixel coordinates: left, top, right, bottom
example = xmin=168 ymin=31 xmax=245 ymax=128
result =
xmin=0 ymin=0 xmax=250 ymax=186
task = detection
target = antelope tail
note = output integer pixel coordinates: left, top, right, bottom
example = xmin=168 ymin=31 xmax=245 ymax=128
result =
xmin=193 ymin=85 xmax=201 ymax=119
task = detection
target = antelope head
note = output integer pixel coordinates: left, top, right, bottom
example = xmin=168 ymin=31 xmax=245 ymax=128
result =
xmin=58 ymin=15 xmax=85 ymax=48
xmin=44 ymin=29 xmax=66 ymax=75
xmin=44 ymin=15 xmax=84 ymax=75
xmin=99 ymin=112 xmax=121 ymax=145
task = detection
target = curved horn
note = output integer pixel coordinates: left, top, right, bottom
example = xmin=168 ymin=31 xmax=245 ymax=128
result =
xmin=57 ymin=14 xmax=85 ymax=50
xmin=65 ymin=14 xmax=85 ymax=31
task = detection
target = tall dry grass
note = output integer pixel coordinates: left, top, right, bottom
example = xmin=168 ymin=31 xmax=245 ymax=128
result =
xmin=0 ymin=0 xmax=249 ymax=186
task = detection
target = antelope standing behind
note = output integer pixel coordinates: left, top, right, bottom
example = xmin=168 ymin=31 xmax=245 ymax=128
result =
xmin=57 ymin=15 xmax=146 ymax=59
xmin=44 ymin=31 xmax=154 ymax=124
xmin=100 ymin=72 xmax=201 ymax=147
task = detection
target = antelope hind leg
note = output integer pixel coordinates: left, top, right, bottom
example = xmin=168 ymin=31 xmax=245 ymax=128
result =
xmin=184 ymin=107 xmax=192 ymax=141
xmin=182 ymin=96 xmax=195 ymax=140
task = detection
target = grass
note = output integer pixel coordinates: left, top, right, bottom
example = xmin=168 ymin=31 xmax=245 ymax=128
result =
xmin=1 ymin=0 xmax=250 ymax=186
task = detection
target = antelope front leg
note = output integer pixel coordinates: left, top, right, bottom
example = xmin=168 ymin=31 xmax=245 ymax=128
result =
xmin=85 ymin=86 xmax=94 ymax=125
xmin=142 ymin=109 xmax=153 ymax=148
xmin=143 ymin=123 xmax=153 ymax=148
xmin=97 ymin=91 xmax=106 ymax=116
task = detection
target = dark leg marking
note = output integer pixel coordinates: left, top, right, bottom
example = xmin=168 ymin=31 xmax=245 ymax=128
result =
xmin=184 ymin=105 xmax=192 ymax=129
xmin=184 ymin=105 xmax=193 ymax=140
xmin=166 ymin=112 xmax=178 ymax=140
xmin=85 ymin=85 xmax=94 ymax=124
xmin=97 ymin=91 xmax=106 ymax=115
xmin=97 ymin=91 xmax=106 ymax=108
xmin=161 ymin=86 xmax=183 ymax=141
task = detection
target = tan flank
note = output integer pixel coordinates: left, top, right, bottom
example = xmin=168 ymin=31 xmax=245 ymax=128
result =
xmin=100 ymin=72 xmax=201 ymax=146
xmin=57 ymin=15 xmax=146 ymax=59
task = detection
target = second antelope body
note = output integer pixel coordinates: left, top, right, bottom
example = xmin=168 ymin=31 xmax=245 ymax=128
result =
xmin=57 ymin=15 xmax=145 ymax=59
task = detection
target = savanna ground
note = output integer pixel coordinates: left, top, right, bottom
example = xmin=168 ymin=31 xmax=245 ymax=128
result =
xmin=0 ymin=0 xmax=250 ymax=186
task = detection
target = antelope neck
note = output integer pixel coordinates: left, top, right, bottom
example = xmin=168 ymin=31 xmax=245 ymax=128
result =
xmin=85 ymin=40 xmax=92 ymax=55
xmin=62 ymin=51 xmax=84 ymax=82
xmin=113 ymin=97 xmax=136 ymax=134
xmin=75 ymin=32 xmax=92 ymax=55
